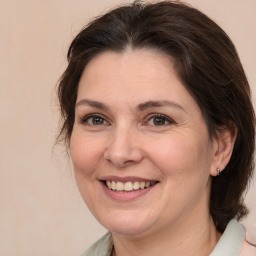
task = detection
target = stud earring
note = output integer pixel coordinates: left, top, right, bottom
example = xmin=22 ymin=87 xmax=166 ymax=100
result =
xmin=217 ymin=168 xmax=221 ymax=176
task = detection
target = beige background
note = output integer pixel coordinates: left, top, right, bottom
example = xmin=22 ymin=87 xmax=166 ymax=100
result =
xmin=0 ymin=0 xmax=255 ymax=255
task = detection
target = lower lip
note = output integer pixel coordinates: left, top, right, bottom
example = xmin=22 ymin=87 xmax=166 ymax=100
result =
xmin=100 ymin=182 xmax=156 ymax=201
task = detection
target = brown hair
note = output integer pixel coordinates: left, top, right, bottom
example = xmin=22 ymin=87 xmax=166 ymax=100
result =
xmin=57 ymin=1 xmax=255 ymax=232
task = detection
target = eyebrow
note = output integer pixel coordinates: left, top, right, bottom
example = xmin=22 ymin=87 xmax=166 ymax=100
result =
xmin=76 ymin=99 xmax=186 ymax=112
xmin=76 ymin=99 xmax=109 ymax=111
xmin=137 ymin=100 xmax=186 ymax=112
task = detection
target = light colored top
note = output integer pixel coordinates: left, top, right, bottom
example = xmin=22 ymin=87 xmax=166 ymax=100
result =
xmin=81 ymin=219 xmax=255 ymax=256
xmin=209 ymin=219 xmax=245 ymax=256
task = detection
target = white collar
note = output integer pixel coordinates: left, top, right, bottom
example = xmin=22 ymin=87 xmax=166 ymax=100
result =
xmin=82 ymin=219 xmax=245 ymax=256
xmin=210 ymin=219 xmax=245 ymax=256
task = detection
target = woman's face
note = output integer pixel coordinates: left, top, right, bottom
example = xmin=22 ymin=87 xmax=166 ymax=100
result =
xmin=70 ymin=49 xmax=219 ymax=237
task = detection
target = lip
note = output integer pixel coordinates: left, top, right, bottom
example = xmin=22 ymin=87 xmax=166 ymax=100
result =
xmin=99 ymin=176 xmax=159 ymax=201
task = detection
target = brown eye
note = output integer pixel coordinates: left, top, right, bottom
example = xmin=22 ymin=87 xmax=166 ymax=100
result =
xmin=146 ymin=114 xmax=174 ymax=127
xmin=153 ymin=117 xmax=167 ymax=126
xmin=81 ymin=114 xmax=108 ymax=125
xmin=91 ymin=116 xmax=105 ymax=125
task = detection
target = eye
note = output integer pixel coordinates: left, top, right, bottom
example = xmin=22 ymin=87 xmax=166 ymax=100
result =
xmin=80 ymin=114 xmax=108 ymax=126
xmin=145 ymin=114 xmax=174 ymax=126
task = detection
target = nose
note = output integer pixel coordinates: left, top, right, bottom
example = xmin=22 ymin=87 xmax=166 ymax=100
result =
xmin=104 ymin=126 xmax=144 ymax=168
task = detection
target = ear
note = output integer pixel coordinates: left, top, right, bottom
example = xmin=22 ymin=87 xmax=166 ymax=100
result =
xmin=209 ymin=125 xmax=237 ymax=176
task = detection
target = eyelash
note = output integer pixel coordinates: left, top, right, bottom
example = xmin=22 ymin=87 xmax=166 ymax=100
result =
xmin=79 ymin=113 xmax=175 ymax=127
xmin=79 ymin=114 xmax=109 ymax=126
xmin=144 ymin=114 xmax=175 ymax=126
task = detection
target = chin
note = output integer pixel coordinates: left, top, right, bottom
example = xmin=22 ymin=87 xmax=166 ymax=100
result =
xmin=106 ymin=222 xmax=154 ymax=237
xmin=94 ymin=209 xmax=159 ymax=237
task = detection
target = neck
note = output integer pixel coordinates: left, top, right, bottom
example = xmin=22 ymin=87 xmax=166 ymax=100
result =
xmin=112 ymin=215 xmax=220 ymax=256
xmin=111 ymin=185 xmax=221 ymax=256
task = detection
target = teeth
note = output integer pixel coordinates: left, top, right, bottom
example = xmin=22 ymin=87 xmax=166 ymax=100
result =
xmin=116 ymin=181 xmax=124 ymax=191
xmin=140 ymin=181 xmax=146 ymax=189
xmin=133 ymin=181 xmax=140 ymax=190
xmin=111 ymin=181 xmax=116 ymax=190
xmin=106 ymin=180 xmax=111 ymax=189
xmin=124 ymin=182 xmax=133 ymax=191
xmin=105 ymin=180 xmax=156 ymax=192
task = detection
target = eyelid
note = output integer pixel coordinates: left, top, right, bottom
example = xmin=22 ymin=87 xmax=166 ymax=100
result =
xmin=143 ymin=113 xmax=175 ymax=126
xmin=79 ymin=113 xmax=110 ymax=125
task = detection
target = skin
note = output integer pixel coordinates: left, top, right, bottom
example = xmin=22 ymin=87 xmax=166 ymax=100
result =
xmin=70 ymin=49 xmax=236 ymax=256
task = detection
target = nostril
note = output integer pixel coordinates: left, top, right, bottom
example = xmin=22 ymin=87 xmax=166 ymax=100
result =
xmin=124 ymin=160 xmax=136 ymax=164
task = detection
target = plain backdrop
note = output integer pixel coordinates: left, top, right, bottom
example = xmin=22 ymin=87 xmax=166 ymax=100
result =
xmin=0 ymin=0 xmax=255 ymax=255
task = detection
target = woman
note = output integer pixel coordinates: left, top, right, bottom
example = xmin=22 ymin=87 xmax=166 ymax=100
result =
xmin=57 ymin=1 xmax=255 ymax=255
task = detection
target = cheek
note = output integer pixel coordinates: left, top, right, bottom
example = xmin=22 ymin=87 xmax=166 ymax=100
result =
xmin=70 ymin=133 xmax=105 ymax=212
xmin=146 ymin=132 xmax=212 ymax=179
xmin=148 ymin=133 xmax=212 ymax=210
xmin=70 ymin=133 xmax=104 ymax=177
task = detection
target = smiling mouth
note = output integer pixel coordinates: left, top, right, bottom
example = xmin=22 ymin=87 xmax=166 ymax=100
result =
xmin=103 ymin=180 xmax=158 ymax=192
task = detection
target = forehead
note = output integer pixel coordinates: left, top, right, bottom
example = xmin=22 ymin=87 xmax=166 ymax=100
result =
xmin=77 ymin=49 xmax=200 ymax=114
xmin=79 ymin=49 xmax=174 ymax=87
xmin=79 ymin=49 xmax=174 ymax=92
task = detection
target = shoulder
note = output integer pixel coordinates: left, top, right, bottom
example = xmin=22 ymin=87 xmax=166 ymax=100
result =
xmin=240 ymin=240 xmax=256 ymax=256
xmin=81 ymin=232 xmax=113 ymax=256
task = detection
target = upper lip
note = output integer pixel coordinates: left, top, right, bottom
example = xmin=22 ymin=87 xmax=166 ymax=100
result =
xmin=99 ymin=175 xmax=159 ymax=183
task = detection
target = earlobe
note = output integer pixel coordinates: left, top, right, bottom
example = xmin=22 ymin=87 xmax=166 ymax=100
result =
xmin=210 ymin=125 xmax=237 ymax=176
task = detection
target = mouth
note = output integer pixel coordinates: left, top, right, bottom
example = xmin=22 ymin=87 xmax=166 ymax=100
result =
xmin=102 ymin=180 xmax=158 ymax=192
